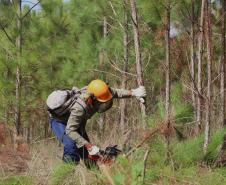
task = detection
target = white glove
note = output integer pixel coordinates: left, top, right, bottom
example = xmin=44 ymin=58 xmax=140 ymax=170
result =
xmin=131 ymin=86 xmax=146 ymax=98
xmin=85 ymin=144 xmax=100 ymax=155
xmin=131 ymin=86 xmax=146 ymax=103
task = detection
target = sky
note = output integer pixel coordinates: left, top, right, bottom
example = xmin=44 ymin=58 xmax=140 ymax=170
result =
xmin=22 ymin=0 xmax=70 ymax=10
xmin=22 ymin=0 xmax=41 ymax=11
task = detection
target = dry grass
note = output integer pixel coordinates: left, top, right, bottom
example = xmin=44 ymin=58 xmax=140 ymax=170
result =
xmin=26 ymin=141 xmax=62 ymax=185
xmin=0 ymin=140 xmax=110 ymax=185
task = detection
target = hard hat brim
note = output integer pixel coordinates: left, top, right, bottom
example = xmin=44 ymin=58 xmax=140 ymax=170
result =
xmin=96 ymin=91 xmax=113 ymax=102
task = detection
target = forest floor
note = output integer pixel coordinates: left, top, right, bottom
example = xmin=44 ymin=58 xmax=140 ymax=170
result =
xmin=2 ymin=129 xmax=226 ymax=185
xmin=0 ymin=141 xmax=103 ymax=185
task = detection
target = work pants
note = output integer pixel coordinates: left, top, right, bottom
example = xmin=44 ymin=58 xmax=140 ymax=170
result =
xmin=49 ymin=118 xmax=88 ymax=163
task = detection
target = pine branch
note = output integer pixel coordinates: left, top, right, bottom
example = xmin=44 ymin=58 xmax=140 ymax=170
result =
xmin=22 ymin=1 xmax=40 ymax=20
xmin=0 ymin=22 xmax=15 ymax=46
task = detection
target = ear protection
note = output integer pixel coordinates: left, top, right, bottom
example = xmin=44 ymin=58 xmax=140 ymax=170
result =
xmin=87 ymin=93 xmax=95 ymax=105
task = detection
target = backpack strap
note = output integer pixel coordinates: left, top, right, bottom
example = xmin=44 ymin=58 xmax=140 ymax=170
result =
xmin=76 ymin=96 xmax=90 ymax=114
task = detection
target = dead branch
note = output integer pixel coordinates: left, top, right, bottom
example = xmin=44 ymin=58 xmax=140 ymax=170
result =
xmin=142 ymin=149 xmax=150 ymax=183
xmin=109 ymin=59 xmax=137 ymax=77
xmin=125 ymin=126 xmax=160 ymax=157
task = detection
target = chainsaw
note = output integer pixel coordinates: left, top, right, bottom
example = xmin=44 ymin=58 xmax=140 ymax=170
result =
xmin=89 ymin=145 xmax=121 ymax=165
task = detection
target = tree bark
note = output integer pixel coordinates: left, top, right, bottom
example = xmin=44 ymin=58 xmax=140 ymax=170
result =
xmin=165 ymin=0 xmax=171 ymax=123
xmin=120 ymin=0 xmax=129 ymax=132
xmin=15 ymin=0 xmax=22 ymax=135
xmin=221 ymin=0 xmax=226 ymax=127
xmin=130 ymin=0 xmax=146 ymax=127
xmin=44 ymin=103 xmax=49 ymax=138
xmin=216 ymin=0 xmax=226 ymax=166
xmin=203 ymin=0 xmax=212 ymax=152
xmin=165 ymin=0 xmax=171 ymax=158
xmin=196 ymin=0 xmax=205 ymax=135
xmin=4 ymin=55 xmax=10 ymax=125
xmin=190 ymin=0 xmax=196 ymax=121
xmin=103 ymin=16 xmax=107 ymax=39
xmin=98 ymin=16 xmax=108 ymax=138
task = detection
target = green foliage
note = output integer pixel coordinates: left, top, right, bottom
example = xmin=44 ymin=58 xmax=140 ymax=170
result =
xmin=196 ymin=168 xmax=226 ymax=185
xmin=112 ymin=151 xmax=146 ymax=185
xmin=48 ymin=162 xmax=75 ymax=185
xmin=0 ymin=176 xmax=32 ymax=185
xmin=149 ymin=136 xmax=166 ymax=167
xmin=0 ymin=1 xmax=226 ymax=184
xmin=112 ymin=173 xmax=125 ymax=185
xmin=155 ymin=83 xmax=193 ymax=124
xmin=171 ymin=136 xmax=204 ymax=167
xmin=171 ymin=83 xmax=193 ymax=124
xmin=156 ymin=97 xmax=165 ymax=119
xmin=204 ymin=128 xmax=226 ymax=163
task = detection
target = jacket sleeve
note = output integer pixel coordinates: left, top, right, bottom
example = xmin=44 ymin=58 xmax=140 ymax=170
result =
xmin=110 ymin=88 xmax=132 ymax=98
xmin=65 ymin=103 xmax=89 ymax=148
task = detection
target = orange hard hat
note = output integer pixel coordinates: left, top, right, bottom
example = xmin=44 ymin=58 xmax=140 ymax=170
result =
xmin=87 ymin=80 xmax=113 ymax=102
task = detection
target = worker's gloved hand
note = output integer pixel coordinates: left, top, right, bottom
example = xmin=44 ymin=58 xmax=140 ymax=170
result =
xmin=85 ymin=143 xmax=100 ymax=155
xmin=131 ymin=86 xmax=146 ymax=103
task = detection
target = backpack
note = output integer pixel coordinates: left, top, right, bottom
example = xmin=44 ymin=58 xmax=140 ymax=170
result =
xmin=46 ymin=87 xmax=89 ymax=116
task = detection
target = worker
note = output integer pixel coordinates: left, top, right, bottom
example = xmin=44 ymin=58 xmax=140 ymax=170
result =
xmin=46 ymin=79 xmax=146 ymax=164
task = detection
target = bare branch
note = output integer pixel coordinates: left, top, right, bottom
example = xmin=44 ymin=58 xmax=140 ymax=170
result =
xmin=109 ymin=59 xmax=137 ymax=77
xmin=22 ymin=1 xmax=40 ymax=20
xmin=0 ymin=22 xmax=15 ymax=46
xmin=88 ymin=69 xmax=121 ymax=79
xmin=108 ymin=0 xmax=124 ymax=29
xmin=142 ymin=149 xmax=150 ymax=184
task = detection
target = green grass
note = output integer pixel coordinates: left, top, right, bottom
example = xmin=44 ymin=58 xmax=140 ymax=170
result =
xmin=171 ymin=136 xmax=204 ymax=167
xmin=48 ymin=162 xmax=75 ymax=185
xmin=0 ymin=176 xmax=33 ymax=185
xmin=2 ymin=128 xmax=226 ymax=185
xmin=109 ymin=128 xmax=226 ymax=185
xmin=204 ymin=128 xmax=226 ymax=163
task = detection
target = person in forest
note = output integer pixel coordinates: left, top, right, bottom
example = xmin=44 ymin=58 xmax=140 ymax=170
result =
xmin=46 ymin=79 xmax=146 ymax=164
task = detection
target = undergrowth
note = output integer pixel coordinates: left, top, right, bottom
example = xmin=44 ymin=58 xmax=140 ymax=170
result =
xmin=0 ymin=176 xmax=33 ymax=185
xmin=108 ymin=127 xmax=226 ymax=185
xmin=2 ymin=128 xmax=226 ymax=185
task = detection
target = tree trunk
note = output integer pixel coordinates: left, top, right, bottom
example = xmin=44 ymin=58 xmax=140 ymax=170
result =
xmin=130 ymin=0 xmax=146 ymax=127
xmin=190 ymin=0 xmax=196 ymax=121
xmin=216 ymin=0 xmax=226 ymax=166
xmin=4 ymin=57 xmax=10 ymax=125
xmin=103 ymin=16 xmax=107 ymax=39
xmin=15 ymin=0 xmax=22 ymax=135
xmin=27 ymin=125 xmax=31 ymax=143
xmin=165 ymin=0 xmax=171 ymax=123
xmin=203 ymin=0 xmax=212 ymax=152
xmin=165 ymin=0 xmax=171 ymax=157
xmin=196 ymin=0 xmax=205 ymax=135
xmin=44 ymin=103 xmax=50 ymax=138
xmin=98 ymin=16 xmax=108 ymax=138
xmin=31 ymin=121 xmax=35 ymax=141
xmin=220 ymin=0 xmax=226 ymax=127
xmin=120 ymin=0 xmax=129 ymax=132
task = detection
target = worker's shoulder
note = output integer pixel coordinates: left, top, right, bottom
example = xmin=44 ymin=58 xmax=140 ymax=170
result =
xmin=79 ymin=91 xmax=91 ymax=101
xmin=70 ymin=92 xmax=90 ymax=111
